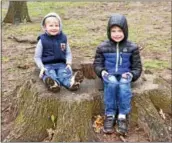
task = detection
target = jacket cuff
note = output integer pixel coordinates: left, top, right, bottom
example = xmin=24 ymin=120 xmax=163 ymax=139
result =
xmin=128 ymin=72 xmax=133 ymax=79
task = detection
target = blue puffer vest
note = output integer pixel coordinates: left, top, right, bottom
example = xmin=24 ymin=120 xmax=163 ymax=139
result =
xmin=39 ymin=32 xmax=67 ymax=64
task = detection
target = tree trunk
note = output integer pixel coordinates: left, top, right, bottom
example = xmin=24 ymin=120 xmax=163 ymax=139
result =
xmin=132 ymin=91 xmax=170 ymax=141
xmin=4 ymin=63 xmax=171 ymax=142
xmin=3 ymin=1 xmax=31 ymax=24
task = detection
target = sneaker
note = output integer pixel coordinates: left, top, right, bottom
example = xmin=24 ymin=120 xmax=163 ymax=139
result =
xmin=103 ymin=115 xmax=115 ymax=134
xmin=45 ymin=77 xmax=60 ymax=92
xmin=69 ymin=71 xmax=84 ymax=91
xmin=116 ymin=118 xmax=128 ymax=135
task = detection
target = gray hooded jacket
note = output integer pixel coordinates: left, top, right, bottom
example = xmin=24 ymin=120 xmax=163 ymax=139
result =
xmin=93 ymin=13 xmax=142 ymax=82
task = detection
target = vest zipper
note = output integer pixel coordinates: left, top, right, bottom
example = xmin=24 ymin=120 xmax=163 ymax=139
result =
xmin=115 ymin=43 xmax=119 ymax=72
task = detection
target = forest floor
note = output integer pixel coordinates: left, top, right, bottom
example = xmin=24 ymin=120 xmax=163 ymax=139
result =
xmin=1 ymin=1 xmax=171 ymax=142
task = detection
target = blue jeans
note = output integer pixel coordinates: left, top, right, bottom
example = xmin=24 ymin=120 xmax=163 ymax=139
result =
xmin=42 ymin=63 xmax=73 ymax=88
xmin=103 ymin=75 xmax=132 ymax=116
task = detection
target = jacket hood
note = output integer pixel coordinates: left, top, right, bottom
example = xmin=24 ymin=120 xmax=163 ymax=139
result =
xmin=107 ymin=13 xmax=128 ymax=43
xmin=41 ymin=12 xmax=62 ymax=32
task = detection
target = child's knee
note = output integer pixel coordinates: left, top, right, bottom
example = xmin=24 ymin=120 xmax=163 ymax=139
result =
xmin=58 ymin=68 xmax=72 ymax=78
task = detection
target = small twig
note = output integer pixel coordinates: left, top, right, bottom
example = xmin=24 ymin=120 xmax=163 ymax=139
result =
xmin=119 ymin=135 xmax=127 ymax=142
xmin=17 ymin=64 xmax=30 ymax=69
xmin=2 ymin=105 xmax=10 ymax=113
xmin=159 ymin=109 xmax=166 ymax=120
xmin=26 ymin=45 xmax=36 ymax=50
xmin=159 ymin=75 xmax=171 ymax=84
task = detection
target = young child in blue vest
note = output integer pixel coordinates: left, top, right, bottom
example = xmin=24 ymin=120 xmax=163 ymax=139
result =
xmin=34 ymin=12 xmax=83 ymax=92
xmin=93 ymin=13 xmax=142 ymax=135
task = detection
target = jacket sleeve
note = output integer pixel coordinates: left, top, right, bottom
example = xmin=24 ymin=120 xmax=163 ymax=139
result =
xmin=34 ymin=39 xmax=44 ymax=70
xmin=66 ymin=42 xmax=72 ymax=65
xmin=93 ymin=46 xmax=106 ymax=78
xmin=130 ymin=47 xmax=142 ymax=82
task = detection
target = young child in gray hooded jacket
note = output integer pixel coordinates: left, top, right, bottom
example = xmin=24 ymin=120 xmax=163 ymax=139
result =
xmin=34 ymin=12 xmax=83 ymax=92
xmin=93 ymin=13 xmax=142 ymax=135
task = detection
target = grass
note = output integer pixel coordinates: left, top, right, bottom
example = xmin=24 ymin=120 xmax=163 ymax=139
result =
xmin=2 ymin=2 xmax=171 ymax=71
xmin=2 ymin=56 xmax=10 ymax=62
xmin=144 ymin=59 xmax=169 ymax=70
xmin=27 ymin=2 xmax=92 ymax=18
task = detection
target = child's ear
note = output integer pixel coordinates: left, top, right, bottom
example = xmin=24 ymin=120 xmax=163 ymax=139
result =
xmin=42 ymin=26 xmax=46 ymax=31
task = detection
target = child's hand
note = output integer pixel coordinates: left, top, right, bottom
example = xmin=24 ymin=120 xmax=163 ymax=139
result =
xmin=66 ymin=64 xmax=72 ymax=72
xmin=101 ymin=70 xmax=108 ymax=77
xmin=122 ymin=72 xmax=133 ymax=79
xmin=39 ymin=67 xmax=47 ymax=78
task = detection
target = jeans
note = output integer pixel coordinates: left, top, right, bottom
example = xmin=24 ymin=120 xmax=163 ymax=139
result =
xmin=103 ymin=75 xmax=132 ymax=116
xmin=42 ymin=63 xmax=73 ymax=88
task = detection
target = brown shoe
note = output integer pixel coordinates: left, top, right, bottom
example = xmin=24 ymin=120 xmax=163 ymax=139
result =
xmin=45 ymin=77 xmax=60 ymax=92
xmin=69 ymin=71 xmax=84 ymax=91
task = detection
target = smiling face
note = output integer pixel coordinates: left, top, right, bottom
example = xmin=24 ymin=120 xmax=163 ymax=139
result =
xmin=44 ymin=17 xmax=60 ymax=36
xmin=110 ymin=26 xmax=124 ymax=42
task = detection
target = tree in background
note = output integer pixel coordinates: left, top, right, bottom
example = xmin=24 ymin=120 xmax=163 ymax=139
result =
xmin=3 ymin=1 xmax=31 ymax=24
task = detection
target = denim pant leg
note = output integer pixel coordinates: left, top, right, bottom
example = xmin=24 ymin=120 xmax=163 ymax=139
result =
xmin=103 ymin=76 xmax=118 ymax=116
xmin=118 ymin=77 xmax=132 ymax=115
xmin=56 ymin=66 xmax=73 ymax=88
xmin=42 ymin=65 xmax=60 ymax=85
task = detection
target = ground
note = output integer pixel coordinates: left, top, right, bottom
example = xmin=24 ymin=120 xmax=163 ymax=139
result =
xmin=1 ymin=1 xmax=171 ymax=142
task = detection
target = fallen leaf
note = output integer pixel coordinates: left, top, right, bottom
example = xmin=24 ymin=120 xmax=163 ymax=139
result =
xmin=93 ymin=115 xmax=104 ymax=133
xmin=51 ymin=115 xmax=56 ymax=127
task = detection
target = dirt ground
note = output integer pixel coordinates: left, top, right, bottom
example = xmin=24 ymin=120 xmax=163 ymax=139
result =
xmin=1 ymin=1 xmax=171 ymax=142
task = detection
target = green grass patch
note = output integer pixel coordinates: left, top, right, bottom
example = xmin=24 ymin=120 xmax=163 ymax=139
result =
xmin=3 ymin=23 xmax=41 ymax=36
xmin=27 ymin=2 xmax=91 ymax=18
xmin=2 ymin=56 xmax=9 ymax=62
xmin=145 ymin=39 xmax=171 ymax=52
xmin=63 ymin=21 xmax=87 ymax=37
xmin=129 ymin=25 xmax=145 ymax=43
xmin=144 ymin=59 xmax=169 ymax=70
xmin=28 ymin=2 xmax=66 ymax=18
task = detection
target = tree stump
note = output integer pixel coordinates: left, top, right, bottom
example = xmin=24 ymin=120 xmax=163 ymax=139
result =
xmin=4 ymin=63 xmax=171 ymax=142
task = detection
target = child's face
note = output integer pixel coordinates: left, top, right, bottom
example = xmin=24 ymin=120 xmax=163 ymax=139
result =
xmin=110 ymin=26 xmax=124 ymax=42
xmin=44 ymin=17 xmax=60 ymax=36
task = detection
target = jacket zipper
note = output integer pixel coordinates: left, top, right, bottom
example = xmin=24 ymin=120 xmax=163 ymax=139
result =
xmin=115 ymin=43 xmax=119 ymax=72
xmin=120 ymin=52 xmax=122 ymax=65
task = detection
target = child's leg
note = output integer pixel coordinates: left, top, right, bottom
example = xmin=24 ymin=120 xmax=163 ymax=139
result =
xmin=42 ymin=66 xmax=60 ymax=92
xmin=56 ymin=64 xmax=84 ymax=91
xmin=56 ymin=65 xmax=73 ymax=88
xmin=118 ymin=77 xmax=132 ymax=116
xmin=43 ymin=68 xmax=60 ymax=84
xmin=103 ymin=76 xmax=118 ymax=133
xmin=116 ymin=77 xmax=132 ymax=135
xmin=104 ymin=80 xmax=118 ymax=116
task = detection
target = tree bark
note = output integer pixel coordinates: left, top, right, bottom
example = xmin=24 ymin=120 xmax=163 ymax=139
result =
xmin=4 ymin=63 xmax=171 ymax=142
xmin=3 ymin=1 xmax=31 ymax=24
xmin=4 ymin=65 xmax=102 ymax=142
